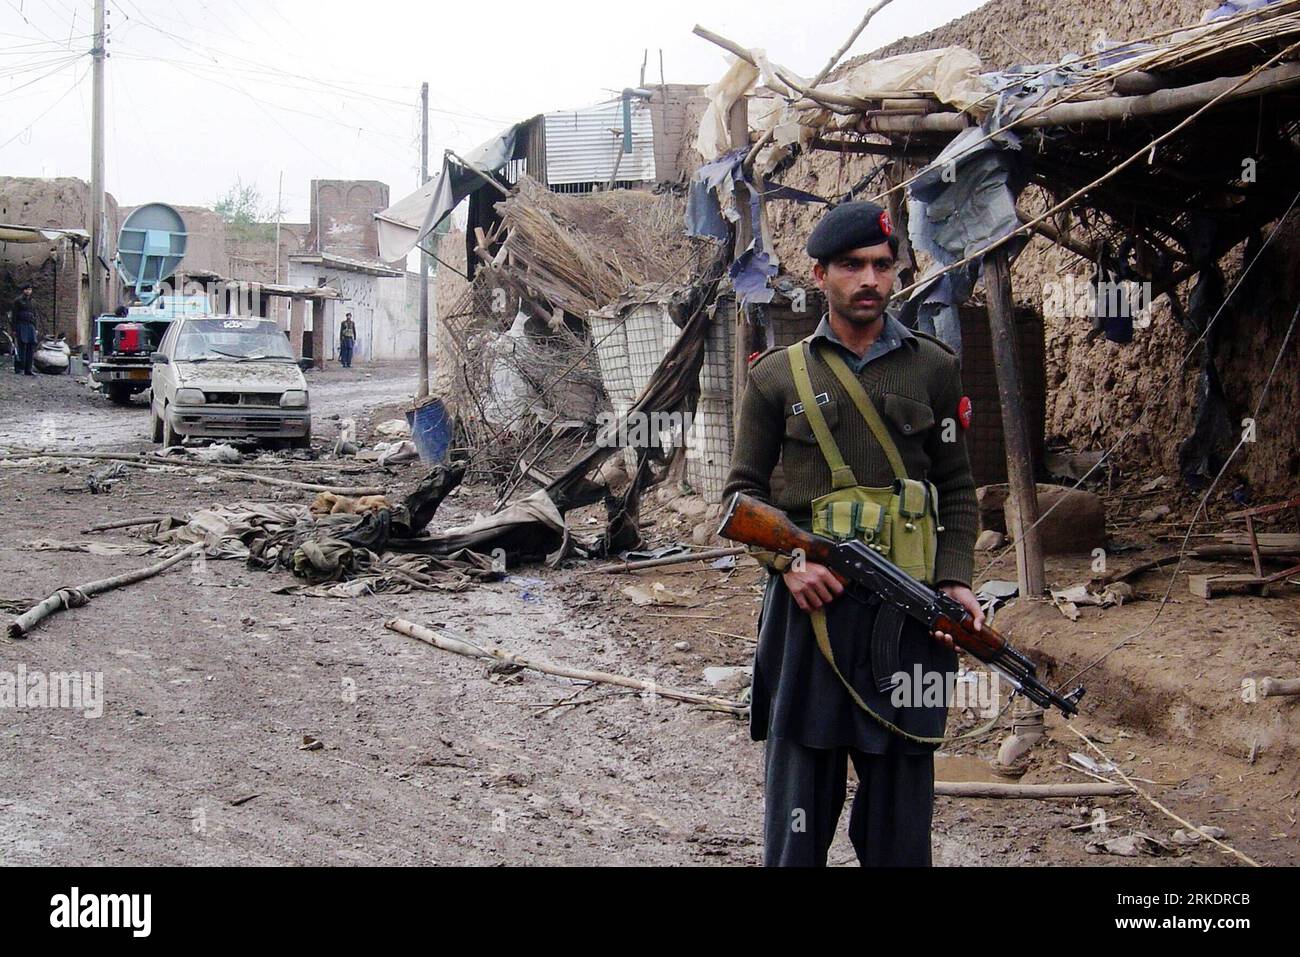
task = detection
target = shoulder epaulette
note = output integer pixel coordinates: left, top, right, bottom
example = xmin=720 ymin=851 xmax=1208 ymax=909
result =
xmin=747 ymin=345 xmax=786 ymax=369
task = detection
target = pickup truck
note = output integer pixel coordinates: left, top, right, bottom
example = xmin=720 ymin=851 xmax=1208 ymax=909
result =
xmin=91 ymin=294 xmax=211 ymax=404
xmin=149 ymin=315 xmax=312 ymax=448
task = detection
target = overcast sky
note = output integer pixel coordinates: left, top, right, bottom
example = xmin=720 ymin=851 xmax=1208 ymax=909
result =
xmin=2 ymin=0 xmax=990 ymax=223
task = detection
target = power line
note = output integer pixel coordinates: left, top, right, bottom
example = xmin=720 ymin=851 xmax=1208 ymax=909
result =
xmin=3 ymin=0 xmax=62 ymax=44
xmin=110 ymin=51 xmax=420 ymax=147
xmin=110 ymin=2 xmax=513 ymax=125
xmin=115 ymin=52 xmax=427 ymax=176
xmin=0 ymin=59 xmax=89 ymax=150
xmin=0 ymin=52 xmax=85 ymax=96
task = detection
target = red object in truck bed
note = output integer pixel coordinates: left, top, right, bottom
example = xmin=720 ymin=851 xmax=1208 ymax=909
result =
xmin=113 ymin=322 xmax=147 ymax=353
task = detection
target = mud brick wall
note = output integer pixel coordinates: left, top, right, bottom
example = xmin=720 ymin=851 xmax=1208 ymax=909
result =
xmin=309 ymin=179 xmax=391 ymax=263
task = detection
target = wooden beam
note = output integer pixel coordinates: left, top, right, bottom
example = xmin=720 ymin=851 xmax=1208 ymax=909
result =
xmin=811 ymin=136 xmax=934 ymax=158
xmin=935 ymin=781 xmax=1131 ymax=799
xmin=289 ymin=297 xmax=306 ymax=359
xmin=1022 ymin=61 xmax=1300 ymax=129
xmin=311 ymin=297 xmax=326 ymax=371
xmin=984 ymin=249 xmax=1045 ymax=597
xmin=729 ymin=93 xmax=755 ymax=435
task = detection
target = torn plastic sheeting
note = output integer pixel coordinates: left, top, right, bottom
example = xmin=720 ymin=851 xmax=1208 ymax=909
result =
xmin=694 ymin=57 xmax=762 ymax=163
xmin=820 ymin=46 xmax=989 ymax=116
xmin=901 ymin=125 xmax=1029 ymax=354
xmin=686 ymin=150 xmax=745 ymax=241
xmin=375 ymin=122 xmax=525 ymax=262
xmin=687 ymin=147 xmax=828 ymax=240
xmin=729 ymin=246 xmax=777 ymax=304
xmin=275 ymin=549 xmax=501 ymax=598
xmin=399 ymin=489 xmax=572 ymax=568
xmin=688 ymin=153 xmax=802 ymax=305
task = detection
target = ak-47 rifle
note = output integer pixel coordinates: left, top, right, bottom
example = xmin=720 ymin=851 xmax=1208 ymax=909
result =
xmin=717 ymin=492 xmax=1084 ymax=717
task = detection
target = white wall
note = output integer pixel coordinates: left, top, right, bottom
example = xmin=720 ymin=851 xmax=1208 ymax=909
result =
xmin=285 ymin=262 xmax=435 ymax=362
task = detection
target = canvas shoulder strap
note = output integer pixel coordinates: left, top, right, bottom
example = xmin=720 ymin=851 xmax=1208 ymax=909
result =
xmin=786 ymin=342 xmax=856 ymax=490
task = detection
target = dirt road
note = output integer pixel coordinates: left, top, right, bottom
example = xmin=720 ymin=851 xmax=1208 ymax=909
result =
xmin=1 ymin=364 xmax=1294 ymax=865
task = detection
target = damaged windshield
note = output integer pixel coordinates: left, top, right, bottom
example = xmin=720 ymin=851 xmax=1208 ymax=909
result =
xmin=174 ymin=318 xmax=297 ymax=362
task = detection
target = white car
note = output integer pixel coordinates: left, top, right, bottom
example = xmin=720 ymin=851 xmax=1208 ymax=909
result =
xmin=149 ymin=316 xmax=312 ymax=448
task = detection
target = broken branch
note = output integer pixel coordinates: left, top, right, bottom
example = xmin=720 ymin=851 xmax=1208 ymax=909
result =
xmin=586 ymin=546 xmax=745 ymax=574
xmin=386 ymin=618 xmax=747 ymax=716
xmin=934 ymin=781 xmax=1132 ymax=799
xmin=9 ymin=543 xmax=203 ymax=640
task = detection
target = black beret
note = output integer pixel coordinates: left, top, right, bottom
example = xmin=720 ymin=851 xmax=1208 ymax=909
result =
xmin=806 ymin=201 xmax=899 ymax=261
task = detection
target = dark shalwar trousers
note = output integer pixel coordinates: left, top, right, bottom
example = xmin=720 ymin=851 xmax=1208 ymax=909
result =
xmin=763 ymin=736 xmax=935 ymax=866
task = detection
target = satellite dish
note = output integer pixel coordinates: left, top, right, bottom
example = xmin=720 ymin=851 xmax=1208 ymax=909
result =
xmin=116 ymin=203 xmax=188 ymax=305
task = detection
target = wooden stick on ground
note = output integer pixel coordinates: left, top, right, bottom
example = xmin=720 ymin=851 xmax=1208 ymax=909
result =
xmin=90 ymin=459 xmax=384 ymax=496
xmin=1068 ymin=725 xmax=1261 ymax=867
xmin=935 ymin=781 xmax=1132 ymax=799
xmin=8 ymin=543 xmax=203 ymax=640
xmin=4 ymin=448 xmax=387 ymax=495
xmin=3 ymin=447 xmax=376 ymax=473
xmin=586 ymin=546 xmax=745 ymax=574
xmin=215 ymin=470 xmax=385 ymax=496
xmin=385 ymin=618 xmax=747 ymax=716
xmin=83 ymin=516 xmax=167 ymax=534
xmin=1259 ymin=677 xmax=1300 ymax=697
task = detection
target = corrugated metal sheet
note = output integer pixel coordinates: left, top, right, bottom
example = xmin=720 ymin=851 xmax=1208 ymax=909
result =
xmin=543 ymin=98 xmax=656 ymax=186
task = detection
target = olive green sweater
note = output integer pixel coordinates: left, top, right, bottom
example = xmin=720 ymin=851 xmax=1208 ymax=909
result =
xmin=723 ymin=333 xmax=979 ymax=587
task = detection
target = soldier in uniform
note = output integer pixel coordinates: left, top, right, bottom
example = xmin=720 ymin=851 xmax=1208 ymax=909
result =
xmin=723 ymin=201 xmax=982 ymax=866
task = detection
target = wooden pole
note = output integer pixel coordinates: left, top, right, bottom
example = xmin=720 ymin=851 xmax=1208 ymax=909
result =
xmin=289 ymin=297 xmax=305 ymax=358
xmin=984 ymin=249 xmax=1045 ymax=597
xmin=935 ymin=781 xmax=1131 ymax=799
xmin=311 ymin=297 xmax=326 ymax=370
xmin=88 ymin=0 xmax=106 ymax=333
xmin=418 ymin=82 xmax=431 ymax=400
xmin=885 ymin=158 xmax=915 ymax=289
xmin=728 ymin=94 xmax=753 ymax=433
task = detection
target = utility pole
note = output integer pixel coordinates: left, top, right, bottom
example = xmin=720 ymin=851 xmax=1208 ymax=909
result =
xmin=275 ymin=170 xmax=284 ymax=327
xmin=275 ymin=171 xmax=283 ymax=284
xmin=88 ymin=0 xmax=107 ymax=329
xmin=417 ymin=81 xmax=430 ymax=400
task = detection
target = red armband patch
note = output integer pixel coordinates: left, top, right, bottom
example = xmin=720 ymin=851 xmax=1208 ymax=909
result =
xmin=957 ymin=395 xmax=973 ymax=429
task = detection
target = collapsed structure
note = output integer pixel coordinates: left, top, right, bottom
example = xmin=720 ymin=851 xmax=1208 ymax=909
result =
xmin=374 ymin=0 xmax=1300 ymax=591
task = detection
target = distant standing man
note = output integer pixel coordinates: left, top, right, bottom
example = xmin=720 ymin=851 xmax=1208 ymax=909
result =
xmin=10 ymin=284 xmax=39 ymax=376
xmin=724 ymin=202 xmax=981 ymax=867
xmin=339 ymin=312 xmax=357 ymax=369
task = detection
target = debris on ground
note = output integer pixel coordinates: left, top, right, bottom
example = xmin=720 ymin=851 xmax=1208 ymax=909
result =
xmin=1086 ymin=832 xmax=1175 ymax=857
xmin=373 ymin=418 xmax=411 ymax=439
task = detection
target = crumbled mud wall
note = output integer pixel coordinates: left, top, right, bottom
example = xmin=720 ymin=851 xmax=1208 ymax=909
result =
xmin=689 ymin=0 xmax=1300 ymax=497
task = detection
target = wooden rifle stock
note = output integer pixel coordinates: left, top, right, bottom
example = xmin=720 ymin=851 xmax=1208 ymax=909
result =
xmin=718 ymin=492 xmax=1084 ymax=716
xmin=716 ymin=493 xmax=836 ymax=566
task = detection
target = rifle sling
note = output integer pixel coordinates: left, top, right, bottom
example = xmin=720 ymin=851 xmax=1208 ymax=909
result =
xmin=808 ymin=606 xmax=1005 ymax=746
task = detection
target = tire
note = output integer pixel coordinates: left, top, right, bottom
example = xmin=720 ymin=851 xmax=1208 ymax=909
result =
xmin=290 ymin=424 xmax=312 ymax=450
xmin=107 ymin=383 xmax=134 ymax=405
xmin=150 ymin=406 xmax=164 ymax=443
xmin=161 ymin=406 xmax=182 ymax=449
